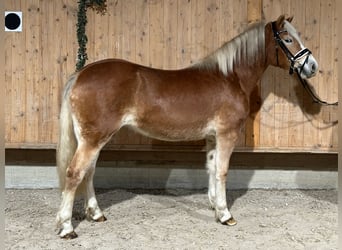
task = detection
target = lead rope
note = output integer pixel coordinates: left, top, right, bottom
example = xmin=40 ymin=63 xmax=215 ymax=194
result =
xmin=295 ymin=69 xmax=338 ymax=106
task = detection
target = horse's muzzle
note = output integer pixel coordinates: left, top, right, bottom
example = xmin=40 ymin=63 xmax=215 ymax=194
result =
xmin=299 ymin=55 xmax=318 ymax=79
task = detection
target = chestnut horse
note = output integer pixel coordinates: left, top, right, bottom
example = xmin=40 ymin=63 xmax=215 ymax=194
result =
xmin=56 ymin=15 xmax=318 ymax=238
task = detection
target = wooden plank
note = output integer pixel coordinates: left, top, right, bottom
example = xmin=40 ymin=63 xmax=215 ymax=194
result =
xmin=317 ymin=0 xmax=334 ymax=149
xmin=53 ymin=1 xmax=69 ymax=143
xmin=247 ymin=0 xmax=261 ymax=24
xmin=218 ymin=0 xmax=230 ymax=46
xmin=176 ymin=0 xmax=192 ymax=68
xmin=324 ymin=0 xmax=337 ymax=150
xmin=108 ymin=0 xmax=123 ymax=59
xmin=7 ymin=0 xmax=27 ymax=145
xmin=4 ymin=0 xmax=15 ymax=143
xmin=302 ymin=0 xmax=321 ymax=150
xmin=203 ymin=0 xmax=220 ymax=57
xmin=330 ymin=0 xmax=338 ymax=150
xmin=121 ymin=0 xmax=136 ymax=62
xmin=93 ymin=1 xmax=109 ymax=60
xmin=163 ymin=0 xmax=178 ymax=69
xmin=40 ymin=0 xmax=54 ymax=144
xmin=135 ymin=0 xmax=150 ymax=66
xmin=38 ymin=1 xmax=68 ymax=144
xmin=4 ymin=0 xmax=14 ymax=143
xmin=191 ymin=0 xmax=205 ymax=64
xmin=24 ymin=0 xmax=41 ymax=143
xmin=232 ymin=0 xmax=248 ymax=35
xmin=65 ymin=0 xmax=78 ymax=75
xmin=273 ymin=0 xmax=290 ymax=148
xmin=245 ymin=0 xmax=262 ymax=148
xmin=6 ymin=140 xmax=337 ymax=154
xmin=85 ymin=2 xmax=96 ymax=63
xmin=285 ymin=1 xmax=305 ymax=148
xmin=149 ymin=0 xmax=164 ymax=68
xmin=5 ymin=149 xmax=338 ymax=170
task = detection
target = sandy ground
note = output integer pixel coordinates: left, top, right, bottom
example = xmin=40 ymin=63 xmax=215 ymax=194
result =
xmin=5 ymin=189 xmax=337 ymax=250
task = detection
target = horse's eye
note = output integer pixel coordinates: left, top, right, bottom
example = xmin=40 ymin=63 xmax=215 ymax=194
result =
xmin=284 ymin=38 xmax=293 ymax=43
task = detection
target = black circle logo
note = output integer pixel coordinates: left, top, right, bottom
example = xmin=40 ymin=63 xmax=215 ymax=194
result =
xmin=5 ymin=13 xmax=21 ymax=30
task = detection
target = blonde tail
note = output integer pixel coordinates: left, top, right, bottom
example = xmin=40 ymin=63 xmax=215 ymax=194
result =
xmin=56 ymin=74 xmax=78 ymax=193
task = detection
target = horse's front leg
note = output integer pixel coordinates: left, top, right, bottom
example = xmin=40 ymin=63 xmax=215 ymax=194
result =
xmin=214 ymin=132 xmax=238 ymax=226
xmin=206 ymin=136 xmax=217 ymax=209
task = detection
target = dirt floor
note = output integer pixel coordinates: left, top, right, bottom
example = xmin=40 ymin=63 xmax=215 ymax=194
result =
xmin=5 ymin=189 xmax=337 ymax=250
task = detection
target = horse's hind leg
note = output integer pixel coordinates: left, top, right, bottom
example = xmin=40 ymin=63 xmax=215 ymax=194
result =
xmin=84 ymin=160 xmax=107 ymax=222
xmin=56 ymin=142 xmax=102 ymax=239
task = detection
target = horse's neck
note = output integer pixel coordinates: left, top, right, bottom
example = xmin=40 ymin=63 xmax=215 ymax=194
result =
xmin=233 ymin=56 xmax=268 ymax=97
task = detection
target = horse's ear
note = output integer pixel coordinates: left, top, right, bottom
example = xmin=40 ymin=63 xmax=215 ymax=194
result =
xmin=276 ymin=15 xmax=286 ymax=28
xmin=286 ymin=16 xmax=294 ymax=23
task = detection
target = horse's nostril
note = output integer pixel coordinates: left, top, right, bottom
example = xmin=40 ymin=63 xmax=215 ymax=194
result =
xmin=311 ymin=63 xmax=317 ymax=73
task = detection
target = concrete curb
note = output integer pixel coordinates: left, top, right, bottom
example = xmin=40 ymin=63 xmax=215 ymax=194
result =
xmin=5 ymin=165 xmax=337 ymax=189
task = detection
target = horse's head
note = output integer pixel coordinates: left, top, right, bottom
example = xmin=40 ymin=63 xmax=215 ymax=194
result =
xmin=271 ymin=15 xmax=318 ymax=79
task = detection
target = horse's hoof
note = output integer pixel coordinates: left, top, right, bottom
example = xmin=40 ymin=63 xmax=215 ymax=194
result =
xmin=222 ymin=217 xmax=237 ymax=226
xmin=221 ymin=217 xmax=237 ymax=226
xmin=94 ymin=215 xmax=107 ymax=222
xmin=61 ymin=231 xmax=78 ymax=239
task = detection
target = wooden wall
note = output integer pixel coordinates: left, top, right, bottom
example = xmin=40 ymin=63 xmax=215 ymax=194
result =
xmin=5 ymin=0 xmax=338 ymax=153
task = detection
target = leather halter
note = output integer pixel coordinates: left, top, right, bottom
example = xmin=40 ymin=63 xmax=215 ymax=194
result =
xmin=271 ymin=21 xmax=338 ymax=106
xmin=272 ymin=21 xmax=311 ymax=75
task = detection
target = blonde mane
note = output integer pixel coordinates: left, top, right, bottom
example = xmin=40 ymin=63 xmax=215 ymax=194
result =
xmin=193 ymin=22 xmax=265 ymax=76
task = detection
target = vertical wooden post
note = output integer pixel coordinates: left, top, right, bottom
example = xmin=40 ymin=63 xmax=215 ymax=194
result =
xmin=245 ymin=0 xmax=262 ymax=148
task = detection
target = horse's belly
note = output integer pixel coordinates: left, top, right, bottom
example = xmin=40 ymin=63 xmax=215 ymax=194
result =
xmin=131 ymin=125 xmax=210 ymax=141
xmin=122 ymin=112 xmax=215 ymax=141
